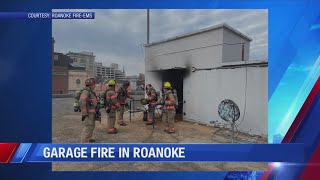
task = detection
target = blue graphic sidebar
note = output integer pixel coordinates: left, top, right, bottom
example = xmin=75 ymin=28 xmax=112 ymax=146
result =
xmin=11 ymin=143 xmax=32 ymax=163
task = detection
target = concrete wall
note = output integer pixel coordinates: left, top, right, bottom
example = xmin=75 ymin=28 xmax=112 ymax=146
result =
xmin=68 ymin=70 xmax=89 ymax=91
xmin=183 ymin=67 xmax=268 ymax=136
xmin=222 ymin=28 xmax=250 ymax=63
xmin=145 ymin=66 xmax=268 ymax=136
xmin=145 ymin=28 xmax=224 ymax=71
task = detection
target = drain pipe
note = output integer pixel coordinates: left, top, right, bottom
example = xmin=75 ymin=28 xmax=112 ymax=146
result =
xmin=191 ymin=67 xmax=218 ymax=72
xmin=191 ymin=62 xmax=268 ymax=72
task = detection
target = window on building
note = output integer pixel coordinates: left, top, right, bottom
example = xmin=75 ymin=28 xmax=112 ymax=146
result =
xmin=54 ymin=55 xmax=58 ymax=61
xmin=76 ymin=79 xmax=81 ymax=88
xmin=80 ymin=59 xmax=86 ymax=63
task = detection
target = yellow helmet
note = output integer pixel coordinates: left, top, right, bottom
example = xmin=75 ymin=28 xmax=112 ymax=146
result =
xmin=163 ymin=81 xmax=172 ymax=88
xmin=107 ymin=79 xmax=116 ymax=86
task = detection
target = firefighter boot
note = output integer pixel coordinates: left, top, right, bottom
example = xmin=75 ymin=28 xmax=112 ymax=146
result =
xmin=117 ymin=119 xmax=126 ymax=126
xmin=107 ymin=128 xmax=118 ymax=134
xmin=163 ymin=125 xmax=169 ymax=132
xmin=146 ymin=119 xmax=153 ymax=125
xmin=167 ymin=127 xmax=175 ymax=134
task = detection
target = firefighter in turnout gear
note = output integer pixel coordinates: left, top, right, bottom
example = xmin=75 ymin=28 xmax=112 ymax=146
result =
xmin=116 ymin=81 xmax=134 ymax=126
xmin=80 ymin=78 xmax=98 ymax=143
xmin=158 ymin=82 xmax=176 ymax=133
xmin=105 ymin=79 xmax=119 ymax=134
xmin=145 ymin=84 xmax=157 ymax=125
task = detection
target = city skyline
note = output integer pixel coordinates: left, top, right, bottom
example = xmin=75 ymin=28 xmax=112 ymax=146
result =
xmin=53 ymin=47 xmax=140 ymax=78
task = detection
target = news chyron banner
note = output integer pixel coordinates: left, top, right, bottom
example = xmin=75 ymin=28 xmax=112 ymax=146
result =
xmin=0 ymin=143 xmax=304 ymax=163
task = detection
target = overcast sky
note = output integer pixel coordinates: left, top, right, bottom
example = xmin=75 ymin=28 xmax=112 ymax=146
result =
xmin=53 ymin=9 xmax=268 ymax=76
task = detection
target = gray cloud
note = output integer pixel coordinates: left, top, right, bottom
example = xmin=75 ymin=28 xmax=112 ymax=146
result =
xmin=53 ymin=9 xmax=268 ymax=75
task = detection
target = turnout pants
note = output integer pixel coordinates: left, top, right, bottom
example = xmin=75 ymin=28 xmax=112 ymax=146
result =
xmin=81 ymin=113 xmax=96 ymax=143
xmin=107 ymin=109 xmax=116 ymax=131
xmin=147 ymin=104 xmax=156 ymax=124
xmin=162 ymin=110 xmax=176 ymax=129
xmin=116 ymin=105 xmax=125 ymax=124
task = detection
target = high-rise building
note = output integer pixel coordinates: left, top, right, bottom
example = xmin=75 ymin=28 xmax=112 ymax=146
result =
xmin=94 ymin=62 xmax=115 ymax=79
xmin=115 ymin=69 xmax=126 ymax=81
xmin=110 ymin=63 xmax=126 ymax=81
xmin=94 ymin=62 xmax=126 ymax=81
xmin=110 ymin=63 xmax=119 ymax=70
xmin=66 ymin=51 xmax=95 ymax=77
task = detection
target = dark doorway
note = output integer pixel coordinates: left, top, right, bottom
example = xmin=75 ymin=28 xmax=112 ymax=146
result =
xmin=161 ymin=69 xmax=185 ymax=121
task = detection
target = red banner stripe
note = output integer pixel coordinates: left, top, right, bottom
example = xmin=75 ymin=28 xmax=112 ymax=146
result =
xmin=0 ymin=143 xmax=19 ymax=163
xmin=283 ymin=76 xmax=320 ymax=143
xmin=262 ymin=76 xmax=320 ymax=178
xmin=261 ymin=163 xmax=274 ymax=180
xmin=300 ymin=145 xmax=320 ymax=180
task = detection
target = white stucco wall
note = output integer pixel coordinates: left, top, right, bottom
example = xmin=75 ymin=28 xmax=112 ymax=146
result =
xmin=145 ymin=28 xmax=224 ymax=71
xmin=68 ymin=70 xmax=89 ymax=91
xmin=145 ymin=25 xmax=267 ymax=136
xmin=222 ymin=28 xmax=250 ymax=62
xmin=183 ymin=67 xmax=268 ymax=136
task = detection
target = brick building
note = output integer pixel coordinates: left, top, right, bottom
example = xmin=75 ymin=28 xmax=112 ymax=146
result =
xmin=66 ymin=51 xmax=95 ymax=77
xmin=52 ymin=38 xmax=69 ymax=94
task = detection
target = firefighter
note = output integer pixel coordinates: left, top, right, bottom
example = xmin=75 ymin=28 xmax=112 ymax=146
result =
xmin=145 ymin=84 xmax=157 ymax=125
xmin=105 ymin=79 xmax=119 ymax=134
xmin=158 ymin=82 xmax=176 ymax=133
xmin=116 ymin=81 xmax=134 ymax=126
xmin=79 ymin=78 xmax=98 ymax=143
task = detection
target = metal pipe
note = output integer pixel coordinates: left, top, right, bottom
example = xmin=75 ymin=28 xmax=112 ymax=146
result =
xmin=129 ymin=100 xmax=132 ymax=122
xmin=147 ymin=9 xmax=150 ymax=44
xmin=191 ymin=63 xmax=268 ymax=72
xmin=231 ymin=122 xmax=235 ymax=143
xmin=241 ymin=43 xmax=244 ymax=61
xmin=132 ymin=98 xmax=135 ymax=117
xmin=152 ymin=104 xmax=155 ymax=129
